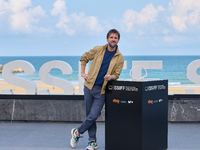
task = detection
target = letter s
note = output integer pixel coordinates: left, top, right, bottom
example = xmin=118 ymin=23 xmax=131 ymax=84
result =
xmin=2 ymin=60 xmax=37 ymax=94
xmin=187 ymin=59 xmax=200 ymax=84
xmin=39 ymin=60 xmax=74 ymax=95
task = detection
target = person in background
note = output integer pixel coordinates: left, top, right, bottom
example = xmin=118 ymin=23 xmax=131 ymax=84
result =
xmin=70 ymin=29 xmax=124 ymax=150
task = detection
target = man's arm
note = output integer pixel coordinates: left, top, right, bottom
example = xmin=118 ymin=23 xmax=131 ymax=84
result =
xmin=80 ymin=46 xmax=100 ymax=66
xmin=104 ymin=55 xmax=124 ymax=81
xmin=81 ymin=65 xmax=90 ymax=81
xmin=104 ymin=74 xmax=115 ymax=81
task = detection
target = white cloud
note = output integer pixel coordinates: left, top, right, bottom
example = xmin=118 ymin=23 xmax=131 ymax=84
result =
xmin=9 ymin=0 xmax=31 ymax=12
xmin=169 ymin=0 xmax=200 ymax=32
xmin=188 ymin=10 xmax=200 ymax=25
xmin=122 ymin=3 xmax=165 ymax=31
xmin=170 ymin=16 xmax=187 ymax=31
xmin=121 ymin=9 xmax=137 ymax=31
xmin=0 ymin=0 xmax=8 ymax=16
xmin=0 ymin=0 xmax=45 ymax=32
xmin=51 ymin=0 xmax=73 ymax=35
xmin=51 ymin=0 xmax=103 ymax=35
xmin=51 ymin=0 xmax=67 ymax=16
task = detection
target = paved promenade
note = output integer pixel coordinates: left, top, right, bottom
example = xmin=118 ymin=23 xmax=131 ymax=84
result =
xmin=0 ymin=122 xmax=200 ymax=150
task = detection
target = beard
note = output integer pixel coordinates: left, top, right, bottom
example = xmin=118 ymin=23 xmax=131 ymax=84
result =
xmin=109 ymin=42 xmax=117 ymax=48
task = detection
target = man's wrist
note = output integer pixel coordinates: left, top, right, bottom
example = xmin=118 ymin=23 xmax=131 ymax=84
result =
xmin=81 ymin=73 xmax=85 ymax=77
xmin=111 ymin=75 xmax=115 ymax=80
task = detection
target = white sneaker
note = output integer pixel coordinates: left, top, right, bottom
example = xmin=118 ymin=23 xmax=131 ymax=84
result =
xmin=70 ymin=128 xmax=80 ymax=149
xmin=85 ymin=140 xmax=98 ymax=150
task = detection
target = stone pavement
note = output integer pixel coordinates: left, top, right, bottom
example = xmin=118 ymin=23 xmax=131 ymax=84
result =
xmin=0 ymin=122 xmax=200 ymax=150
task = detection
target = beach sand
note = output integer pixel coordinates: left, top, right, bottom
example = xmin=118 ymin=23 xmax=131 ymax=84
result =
xmin=0 ymin=81 xmax=200 ymax=95
xmin=0 ymin=81 xmax=79 ymax=95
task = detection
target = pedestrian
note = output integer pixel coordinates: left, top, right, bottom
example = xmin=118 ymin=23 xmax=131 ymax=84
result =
xmin=70 ymin=29 xmax=124 ymax=150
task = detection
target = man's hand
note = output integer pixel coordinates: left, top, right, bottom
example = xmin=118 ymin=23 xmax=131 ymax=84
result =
xmin=81 ymin=73 xmax=91 ymax=81
xmin=81 ymin=64 xmax=90 ymax=81
xmin=104 ymin=74 xmax=114 ymax=81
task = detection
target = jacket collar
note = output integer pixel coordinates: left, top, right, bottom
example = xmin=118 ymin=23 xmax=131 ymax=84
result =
xmin=104 ymin=44 xmax=120 ymax=56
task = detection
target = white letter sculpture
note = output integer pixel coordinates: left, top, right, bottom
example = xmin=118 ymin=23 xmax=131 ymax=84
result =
xmin=187 ymin=59 xmax=200 ymax=85
xmin=39 ymin=60 xmax=74 ymax=95
xmin=2 ymin=60 xmax=37 ymax=94
xmin=130 ymin=61 xmax=162 ymax=81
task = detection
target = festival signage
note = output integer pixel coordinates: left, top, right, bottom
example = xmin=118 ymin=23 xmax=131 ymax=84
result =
xmin=0 ymin=60 xmax=200 ymax=95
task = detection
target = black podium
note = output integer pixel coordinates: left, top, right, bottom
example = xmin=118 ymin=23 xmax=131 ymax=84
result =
xmin=105 ymin=80 xmax=168 ymax=150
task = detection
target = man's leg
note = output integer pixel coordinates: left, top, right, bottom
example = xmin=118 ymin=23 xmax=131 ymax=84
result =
xmin=87 ymin=85 xmax=105 ymax=141
xmin=83 ymin=86 xmax=96 ymax=140
xmin=78 ymin=85 xmax=105 ymax=141
xmin=70 ymin=86 xmax=93 ymax=149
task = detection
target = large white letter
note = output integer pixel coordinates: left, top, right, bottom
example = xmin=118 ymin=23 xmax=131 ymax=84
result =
xmin=130 ymin=61 xmax=162 ymax=80
xmin=39 ymin=60 xmax=74 ymax=95
xmin=187 ymin=59 xmax=200 ymax=84
xmin=2 ymin=60 xmax=37 ymax=94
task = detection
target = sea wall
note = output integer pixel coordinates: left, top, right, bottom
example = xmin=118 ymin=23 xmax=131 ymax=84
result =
xmin=0 ymin=95 xmax=200 ymax=122
xmin=0 ymin=95 xmax=105 ymax=122
xmin=168 ymin=100 xmax=200 ymax=122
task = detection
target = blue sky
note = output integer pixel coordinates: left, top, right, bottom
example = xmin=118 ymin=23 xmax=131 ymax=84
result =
xmin=0 ymin=0 xmax=200 ymax=56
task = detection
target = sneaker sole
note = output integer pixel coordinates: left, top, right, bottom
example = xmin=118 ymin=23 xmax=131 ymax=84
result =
xmin=86 ymin=146 xmax=98 ymax=150
xmin=85 ymin=144 xmax=98 ymax=150
xmin=70 ymin=128 xmax=76 ymax=149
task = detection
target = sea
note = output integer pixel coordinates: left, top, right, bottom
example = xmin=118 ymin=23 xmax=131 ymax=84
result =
xmin=0 ymin=55 xmax=200 ymax=86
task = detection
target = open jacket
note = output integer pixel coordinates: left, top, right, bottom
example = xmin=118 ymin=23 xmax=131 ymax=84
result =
xmin=80 ymin=44 xmax=124 ymax=94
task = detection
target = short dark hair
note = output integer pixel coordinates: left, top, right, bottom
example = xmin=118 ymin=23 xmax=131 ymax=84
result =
xmin=107 ymin=29 xmax=120 ymax=40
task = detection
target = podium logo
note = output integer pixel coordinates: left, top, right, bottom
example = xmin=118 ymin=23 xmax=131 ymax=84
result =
xmin=113 ymin=99 xmax=120 ymax=104
xmin=108 ymin=85 xmax=113 ymax=90
xmin=148 ymin=99 xmax=163 ymax=104
xmin=114 ymin=85 xmax=125 ymax=90
xmin=128 ymin=100 xmax=133 ymax=104
xmin=148 ymin=100 xmax=154 ymax=104
xmin=145 ymin=85 xmax=166 ymax=91
xmin=113 ymin=99 xmax=134 ymax=104
xmin=145 ymin=86 xmax=157 ymax=91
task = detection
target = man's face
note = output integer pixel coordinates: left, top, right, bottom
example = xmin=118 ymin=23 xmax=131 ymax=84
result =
xmin=107 ymin=33 xmax=119 ymax=48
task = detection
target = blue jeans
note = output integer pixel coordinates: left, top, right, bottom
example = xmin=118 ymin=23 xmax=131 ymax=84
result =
xmin=78 ymin=85 xmax=105 ymax=141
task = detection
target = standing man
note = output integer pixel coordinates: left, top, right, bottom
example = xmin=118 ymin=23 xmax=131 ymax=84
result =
xmin=70 ymin=29 xmax=124 ymax=150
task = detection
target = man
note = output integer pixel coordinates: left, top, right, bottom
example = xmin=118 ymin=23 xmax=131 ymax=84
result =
xmin=70 ymin=29 xmax=124 ymax=150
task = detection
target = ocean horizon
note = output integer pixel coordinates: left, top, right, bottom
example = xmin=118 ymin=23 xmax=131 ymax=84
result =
xmin=0 ymin=55 xmax=200 ymax=86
